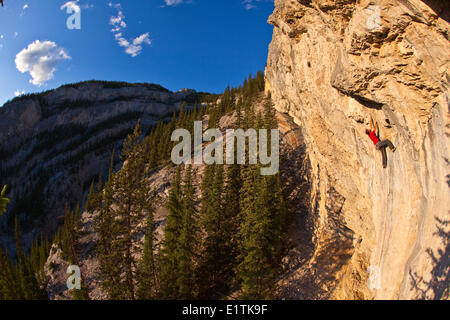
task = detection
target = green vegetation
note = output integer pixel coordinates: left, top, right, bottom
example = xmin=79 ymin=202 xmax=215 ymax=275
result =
xmin=90 ymin=71 xmax=286 ymax=300
xmin=0 ymin=216 xmax=50 ymax=299
xmin=53 ymin=205 xmax=90 ymax=300
xmin=0 ymin=185 xmax=9 ymax=216
xmin=1 ymin=71 xmax=289 ymax=300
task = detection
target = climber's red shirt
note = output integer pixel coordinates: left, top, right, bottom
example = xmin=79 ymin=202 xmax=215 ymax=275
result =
xmin=369 ymin=130 xmax=380 ymax=145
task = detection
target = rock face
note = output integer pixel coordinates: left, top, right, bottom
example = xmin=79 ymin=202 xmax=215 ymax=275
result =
xmin=266 ymin=0 xmax=449 ymax=299
xmin=0 ymin=81 xmax=204 ymax=247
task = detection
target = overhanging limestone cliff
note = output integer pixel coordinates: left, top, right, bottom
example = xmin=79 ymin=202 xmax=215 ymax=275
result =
xmin=266 ymin=0 xmax=450 ymax=299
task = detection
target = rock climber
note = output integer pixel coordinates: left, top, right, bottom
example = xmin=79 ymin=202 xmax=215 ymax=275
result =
xmin=366 ymin=116 xmax=396 ymax=168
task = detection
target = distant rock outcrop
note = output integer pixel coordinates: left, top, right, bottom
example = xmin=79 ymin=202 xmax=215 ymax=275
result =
xmin=0 ymin=81 xmax=205 ymax=246
xmin=266 ymin=0 xmax=449 ymax=299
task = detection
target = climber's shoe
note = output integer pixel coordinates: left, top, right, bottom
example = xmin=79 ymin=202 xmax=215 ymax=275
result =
xmin=392 ymin=147 xmax=396 ymax=153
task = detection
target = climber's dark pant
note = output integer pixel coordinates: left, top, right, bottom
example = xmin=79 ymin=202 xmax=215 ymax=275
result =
xmin=376 ymin=140 xmax=395 ymax=168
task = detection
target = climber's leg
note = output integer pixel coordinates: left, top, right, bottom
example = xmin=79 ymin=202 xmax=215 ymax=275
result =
xmin=380 ymin=147 xmax=387 ymax=168
xmin=378 ymin=139 xmax=396 ymax=151
xmin=376 ymin=142 xmax=388 ymax=168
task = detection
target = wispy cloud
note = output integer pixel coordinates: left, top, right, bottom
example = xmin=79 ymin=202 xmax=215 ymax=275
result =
xmin=61 ymin=1 xmax=93 ymax=13
xmin=164 ymin=0 xmax=184 ymax=6
xmin=109 ymin=3 xmax=151 ymax=57
xmin=14 ymin=90 xmax=25 ymax=97
xmin=241 ymin=0 xmax=273 ymax=11
xmin=160 ymin=0 xmax=193 ymax=8
xmin=60 ymin=1 xmax=81 ymax=12
xmin=15 ymin=40 xmax=71 ymax=86
xmin=81 ymin=3 xmax=94 ymax=9
xmin=20 ymin=4 xmax=29 ymax=16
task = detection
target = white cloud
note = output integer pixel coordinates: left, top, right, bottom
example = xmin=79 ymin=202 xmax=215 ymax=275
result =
xmin=14 ymin=90 xmax=25 ymax=97
xmin=14 ymin=32 xmax=18 ymax=38
xmin=81 ymin=3 xmax=94 ymax=9
xmin=164 ymin=0 xmax=184 ymax=6
xmin=15 ymin=40 xmax=71 ymax=86
xmin=242 ymin=0 xmax=258 ymax=10
xmin=110 ymin=9 xmax=126 ymax=31
xmin=108 ymin=2 xmax=121 ymax=9
xmin=161 ymin=0 xmax=193 ymax=7
xmin=20 ymin=3 xmax=29 ymax=16
xmin=241 ymin=0 xmax=273 ymax=10
xmin=109 ymin=4 xmax=151 ymax=57
xmin=61 ymin=1 xmax=93 ymax=11
xmin=61 ymin=1 xmax=81 ymax=12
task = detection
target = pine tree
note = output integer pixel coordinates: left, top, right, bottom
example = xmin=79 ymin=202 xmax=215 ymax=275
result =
xmin=136 ymin=212 xmax=158 ymax=300
xmin=198 ymin=164 xmax=236 ymax=298
xmin=176 ymin=165 xmax=197 ymax=299
xmin=71 ymin=279 xmax=89 ymax=300
xmin=0 ymin=247 xmax=13 ymax=299
xmin=143 ymin=128 xmax=158 ymax=170
xmin=232 ymin=93 xmax=287 ymax=299
xmin=85 ymin=180 xmax=96 ymax=213
xmin=14 ymin=215 xmax=23 ymax=262
xmin=0 ymin=185 xmax=9 ymax=216
xmin=159 ymin=166 xmax=183 ymax=299
xmin=243 ymin=98 xmax=255 ymax=130
xmin=95 ymin=150 xmax=122 ymax=299
xmin=235 ymin=171 xmax=267 ymax=299
xmin=264 ymin=93 xmax=277 ymax=130
xmin=223 ymin=161 xmax=242 ymax=279
xmin=0 ymin=249 xmax=18 ymax=299
xmin=236 ymin=97 xmax=243 ymax=128
xmin=113 ymin=120 xmax=149 ymax=299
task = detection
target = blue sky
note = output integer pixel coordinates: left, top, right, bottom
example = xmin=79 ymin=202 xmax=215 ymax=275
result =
xmin=0 ymin=0 xmax=275 ymax=106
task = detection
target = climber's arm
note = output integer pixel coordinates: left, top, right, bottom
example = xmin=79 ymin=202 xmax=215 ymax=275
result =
xmin=370 ymin=116 xmax=374 ymax=132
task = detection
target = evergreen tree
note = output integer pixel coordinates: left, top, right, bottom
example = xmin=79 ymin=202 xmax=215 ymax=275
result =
xmin=233 ymin=95 xmax=287 ymax=299
xmin=159 ymin=166 xmax=183 ymax=299
xmin=136 ymin=212 xmax=158 ymax=300
xmin=263 ymin=93 xmax=277 ymax=130
xmin=198 ymin=164 xmax=234 ymax=298
xmin=176 ymin=165 xmax=197 ymax=299
xmin=223 ymin=161 xmax=242 ymax=280
xmin=235 ymin=97 xmax=243 ymax=128
xmin=14 ymin=215 xmax=23 ymax=262
xmin=113 ymin=120 xmax=149 ymax=299
xmin=71 ymin=279 xmax=90 ymax=300
xmin=85 ymin=180 xmax=96 ymax=213
xmin=0 ymin=185 xmax=9 ymax=216
xmin=95 ymin=150 xmax=122 ymax=299
xmin=237 ymin=174 xmax=276 ymax=299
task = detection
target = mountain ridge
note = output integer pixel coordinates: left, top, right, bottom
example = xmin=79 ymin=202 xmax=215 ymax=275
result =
xmin=0 ymin=80 xmax=210 ymax=247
